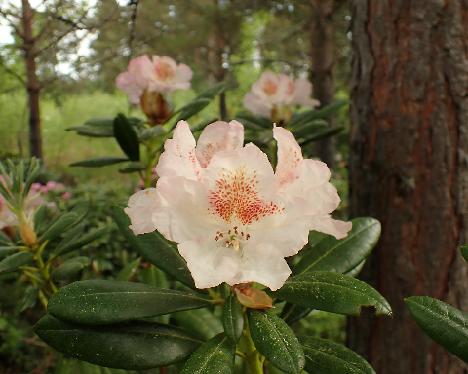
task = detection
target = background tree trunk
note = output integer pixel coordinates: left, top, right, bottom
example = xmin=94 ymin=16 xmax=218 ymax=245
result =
xmin=347 ymin=1 xmax=467 ymax=373
xmin=21 ymin=0 xmax=42 ymax=159
xmin=310 ymin=0 xmax=335 ymax=168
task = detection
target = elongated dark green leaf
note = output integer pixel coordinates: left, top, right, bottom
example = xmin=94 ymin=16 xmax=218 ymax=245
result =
xmin=116 ymin=258 xmax=140 ymax=281
xmin=39 ymin=213 xmax=80 ymax=242
xmin=281 ymin=304 xmax=312 ymax=325
xmin=54 ymin=227 xmax=108 ymax=256
xmin=271 ymin=271 xmax=392 ymax=317
xmin=300 ymin=336 xmax=375 ymax=374
xmin=295 ymin=218 xmax=381 ymax=275
xmin=291 ymin=119 xmax=328 ymax=138
xmin=35 ymin=314 xmax=200 ymax=369
xmin=176 ymin=98 xmax=211 ymax=122
xmin=290 ymin=100 xmax=347 ymax=127
xmin=111 ymin=206 xmax=194 ymax=287
xmin=460 ymin=245 xmax=468 ymax=262
xmin=70 ymin=157 xmax=129 ymax=168
xmin=0 ymin=252 xmax=33 ymax=274
xmin=113 ymin=114 xmax=140 ymax=161
xmin=173 ymin=308 xmax=223 ymax=340
xmin=298 ymin=126 xmax=344 ymax=145
xmin=48 ymin=280 xmax=211 ymax=325
xmin=18 ymin=285 xmax=38 ymax=312
xmin=66 ymin=126 xmax=114 ymax=137
xmin=83 ymin=118 xmax=115 ymax=127
xmin=249 ymin=310 xmax=305 ymax=374
xmin=196 ymin=82 xmax=226 ymax=99
xmin=52 ymin=257 xmax=90 ymax=281
xmin=181 ymin=333 xmax=235 ymax=374
xmin=235 ymin=112 xmax=272 ymax=129
xmin=0 ymin=247 xmax=18 ymax=259
xmin=222 ymin=294 xmax=244 ymax=342
xmin=344 ymin=260 xmax=366 ymax=278
xmin=405 ymin=296 xmax=468 ymax=362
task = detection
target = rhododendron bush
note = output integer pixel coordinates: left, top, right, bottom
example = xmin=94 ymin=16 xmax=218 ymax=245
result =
xmin=6 ymin=56 xmax=444 ymax=373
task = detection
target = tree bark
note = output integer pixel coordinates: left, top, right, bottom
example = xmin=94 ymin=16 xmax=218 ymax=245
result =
xmin=347 ymin=1 xmax=467 ymax=373
xmin=21 ymin=0 xmax=42 ymax=159
xmin=310 ymin=0 xmax=335 ymax=168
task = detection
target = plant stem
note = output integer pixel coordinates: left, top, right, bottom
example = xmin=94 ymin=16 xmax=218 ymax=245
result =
xmin=242 ymin=312 xmax=264 ymax=374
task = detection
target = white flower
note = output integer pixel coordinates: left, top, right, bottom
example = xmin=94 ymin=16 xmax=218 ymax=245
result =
xmin=125 ymin=121 xmax=351 ymax=290
xmin=243 ymin=71 xmax=320 ymax=120
xmin=116 ymin=55 xmax=193 ymax=103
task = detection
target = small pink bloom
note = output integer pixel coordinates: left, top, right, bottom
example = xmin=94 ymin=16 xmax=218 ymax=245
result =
xmin=244 ymin=71 xmax=320 ymax=120
xmin=116 ymin=55 xmax=192 ymax=103
xmin=62 ymin=191 xmax=72 ymax=200
xmin=125 ymin=120 xmax=351 ymax=290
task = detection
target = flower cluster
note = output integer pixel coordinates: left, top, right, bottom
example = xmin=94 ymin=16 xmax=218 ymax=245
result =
xmin=116 ymin=55 xmax=193 ymax=125
xmin=125 ymin=120 xmax=351 ymax=290
xmin=243 ymin=71 xmax=320 ymax=123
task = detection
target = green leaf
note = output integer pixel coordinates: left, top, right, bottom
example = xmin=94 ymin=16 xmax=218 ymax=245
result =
xmin=138 ymin=126 xmax=166 ymax=141
xmin=344 ymin=260 xmax=366 ymax=278
xmin=39 ymin=213 xmax=80 ymax=242
xmin=83 ymin=118 xmax=115 ymax=127
xmin=181 ymin=333 xmax=235 ymax=374
xmin=0 ymin=252 xmax=33 ymax=274
xmin=0 ymin=247 xmax=18 ymax=259
xmin=176 ymin=98 xmax=211 ymax=122
xmin=249 ymin=310 xmax=305 ymax=374
xmin=222 ymin=294 xmax=244 ymax=342
xmin=18 ymin=285 xmax=38 ymax=312
xmin=290 ymin=100 xmax=347 ymax=127
xmin=52 ymin=257 xmax=90 ymax=281
xmin=54 ymin=227 xmax=108 ymax=256
xmin=300 ymin=336 xmax=375 ymax=374
xmin=35 ymin=314 xmax=200 ymax=370
xmin=235 ymin=112 xmax=272 ymax=129
xmin=173 ymin=308 xmax=223 ymax=341
xmin=271 ymin=271 xmax=392 ymax=317
xmin=295 ymin=218 xmax=381 ymax=275
xmin=460 ymin=245 xmax=468 ymax=262
xmin=298 ymin=126 xmax=344 ymax=145
xmin=196 ymin=82 xmax=227 ymax=99
xmin=66 ymin=126 xmax=114 ymax=138
xmin=48 ymin=280 xmax=212 ymax=325
xmin=113 ymin=114 xmax=140 ymax=161
xmin=116 ymin=258 xmax=140 ymax=281
xmin=111 ymin=206 xmax=194 ymax=287
xmin=290 ymin=119 xmax=328 ymax=138
xmin=70 ymin=157 xmax=129 ymax=168
xmin=281 ymin=304 xmax=312 ymax=325
xmin=405 ymin=296 xmax=468 ymax=362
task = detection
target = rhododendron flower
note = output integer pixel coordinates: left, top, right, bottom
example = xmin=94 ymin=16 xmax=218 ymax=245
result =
xmin=125 ymin=121 xmax=351 ymax=290
xmin=243 ymin=71 xmax=320 ymax=122
xmin=116 ymin=55 xmax=193 ymax=104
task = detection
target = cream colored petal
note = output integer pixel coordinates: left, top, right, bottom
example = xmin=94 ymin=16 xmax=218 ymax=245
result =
xmin=156 ymin=121 xmax=201 ymax=180
xmin=238 ymin=243 xmax=292 ymax=291
xmin=178 ymin=239 xmax=241 ymax=289
xmin=308 ymin=215 xmax=352 ymax=240
xmin=195 ymin=120 xmax=244 ymax=167
xmin=273 ymin=126 xmax=303 ymax=187
xmin=124 ymin=188 xmax=160 ymax=235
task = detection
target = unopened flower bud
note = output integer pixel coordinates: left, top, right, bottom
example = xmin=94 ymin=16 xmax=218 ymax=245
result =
xmin=140 ymin=90 xmax=172 ymax=126
xmin=19 ymin=219 xmax=37 ymax=247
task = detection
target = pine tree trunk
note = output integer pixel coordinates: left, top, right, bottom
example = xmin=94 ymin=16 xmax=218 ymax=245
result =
xmin=310 ymin=0 xmax=335 ymax=168
xmin=347 ymin=1 xmax=468 ymax=373
xmin=21 ymin=0 xmax=42 ymax=159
